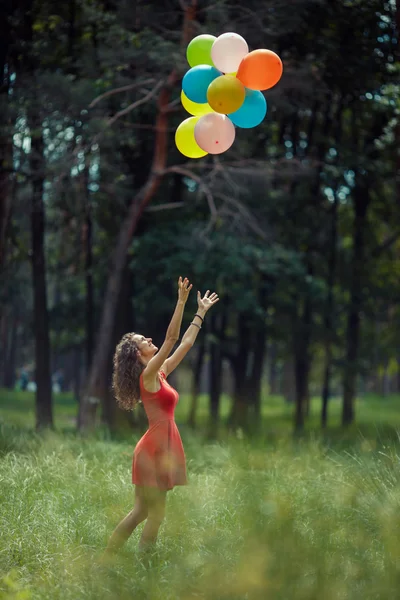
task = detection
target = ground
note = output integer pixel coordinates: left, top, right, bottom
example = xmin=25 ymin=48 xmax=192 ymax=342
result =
xmin=1 ymin=390 xmax=400 ymax=599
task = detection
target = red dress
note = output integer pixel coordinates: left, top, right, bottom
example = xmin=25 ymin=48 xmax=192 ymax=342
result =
xmin=132 ymin=370 xmax=187 ymax=490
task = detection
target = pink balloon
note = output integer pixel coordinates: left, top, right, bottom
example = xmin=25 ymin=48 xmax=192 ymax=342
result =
xmin=211 ymin=33 xmax=249 ymax=74
xmin=194 ymin=113 xmax=236 ymax=155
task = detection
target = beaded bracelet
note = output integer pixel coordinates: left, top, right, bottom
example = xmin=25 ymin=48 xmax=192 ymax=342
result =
xmin=191 ymin=322 xmax=201 ymax=329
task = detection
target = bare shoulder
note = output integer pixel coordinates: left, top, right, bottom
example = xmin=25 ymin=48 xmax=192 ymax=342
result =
xmin=142 ymin=370 xmax=161 ymax=393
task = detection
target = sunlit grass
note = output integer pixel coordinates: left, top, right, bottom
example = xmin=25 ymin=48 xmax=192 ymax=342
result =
xmin=2 ymin=390 xmax=400 ymax=598
xmin=1 ymin=418 xmax=400 ymax=599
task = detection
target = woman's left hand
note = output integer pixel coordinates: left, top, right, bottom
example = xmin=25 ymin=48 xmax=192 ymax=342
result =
xmin=197 ymin=290 xmax=219 ymax=312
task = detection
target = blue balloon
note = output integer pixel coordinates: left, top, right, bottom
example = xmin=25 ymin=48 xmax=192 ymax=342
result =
xmin=228 ymin=89 xmax=267 ymax=128
xmin=182 ymin=65 xmax=220 ymax=104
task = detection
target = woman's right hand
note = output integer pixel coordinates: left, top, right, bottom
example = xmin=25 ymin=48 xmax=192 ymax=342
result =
xmin=178 ymin=276 xmax=192 ymax=303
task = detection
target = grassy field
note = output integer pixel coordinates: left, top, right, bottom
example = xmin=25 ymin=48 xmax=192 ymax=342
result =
xmin=1 ymin=389 xmax=400 ymax=599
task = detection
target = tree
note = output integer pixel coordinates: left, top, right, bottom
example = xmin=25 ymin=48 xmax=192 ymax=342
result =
xmin=78 ymin=0 xmax=199 ymax=430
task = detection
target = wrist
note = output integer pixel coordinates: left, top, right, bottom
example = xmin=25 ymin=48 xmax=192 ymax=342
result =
xmin=195 ymin=308 xmax=206 ymax=318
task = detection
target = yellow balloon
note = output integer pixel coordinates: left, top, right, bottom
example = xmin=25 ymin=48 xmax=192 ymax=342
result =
xmin=207 ymin=75 xmax=245 ymax=114
xmin=181 ymin=91 xmax=213 ymax=117
xmin=175 ymin=117 xmax=208 ymax=159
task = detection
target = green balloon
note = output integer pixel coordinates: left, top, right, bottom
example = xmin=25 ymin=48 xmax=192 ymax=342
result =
xmin=186 ymin=34 xmax=216 ymax=68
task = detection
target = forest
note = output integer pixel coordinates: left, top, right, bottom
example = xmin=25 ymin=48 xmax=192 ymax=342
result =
xmin=1 ymin=2 xmax=400 ymax=599
xmin=1 ymin=0 xmax=399 ymax=436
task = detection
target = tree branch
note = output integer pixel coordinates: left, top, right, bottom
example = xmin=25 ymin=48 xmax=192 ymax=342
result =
xmin=89 ymin=78 xmax=156 ymax=108
xmin=145 ymin=201 xmax=186 ymax=212
xmin=162 ymin=165 xmax=218 ymax=221
xmin=104 ymin=80 xmax=165 ymax=129
xmin=216 ymin=193 xmax=269 ymax=241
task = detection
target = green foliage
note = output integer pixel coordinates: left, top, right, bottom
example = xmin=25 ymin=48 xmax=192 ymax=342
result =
xmin=2 ymin=0 xmax=399 ymax=427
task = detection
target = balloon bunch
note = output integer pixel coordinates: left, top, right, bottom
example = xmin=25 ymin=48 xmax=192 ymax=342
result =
xmin=175 ymin=33 xmax=283 ymax=159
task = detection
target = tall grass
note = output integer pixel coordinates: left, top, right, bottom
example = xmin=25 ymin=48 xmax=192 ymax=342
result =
xmin=1 ymin=417 xmax=400 ymax=599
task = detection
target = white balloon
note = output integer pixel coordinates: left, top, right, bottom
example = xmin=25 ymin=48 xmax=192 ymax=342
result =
xmin=194 ymin=113 xmax=236 ymax=155
xmin=211 ymin=32 xmax=249 ymax=74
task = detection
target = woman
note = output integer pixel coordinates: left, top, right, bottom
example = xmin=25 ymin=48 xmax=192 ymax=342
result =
xmin=102 ymin=276 xmax=219 ymax=559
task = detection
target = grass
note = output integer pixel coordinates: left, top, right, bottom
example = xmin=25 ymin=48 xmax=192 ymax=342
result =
xmin=1 ymin=389 xmax=400 ymax=599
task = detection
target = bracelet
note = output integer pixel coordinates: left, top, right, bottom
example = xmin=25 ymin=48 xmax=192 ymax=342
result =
xmin=194 ymin=313 xmax=204 ymax=323
xmin=191 ymin=322 xmax=201 ymax=329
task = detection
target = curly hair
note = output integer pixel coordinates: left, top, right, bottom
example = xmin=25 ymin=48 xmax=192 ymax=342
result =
xmin=112 ymin=332 xmax=144 ymax=411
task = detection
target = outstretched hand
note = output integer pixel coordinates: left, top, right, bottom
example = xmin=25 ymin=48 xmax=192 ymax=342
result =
xmin=178 ymin=276 xmax=193 ymax=303
xmin=197 ymin=290 xmax=219 ymax=312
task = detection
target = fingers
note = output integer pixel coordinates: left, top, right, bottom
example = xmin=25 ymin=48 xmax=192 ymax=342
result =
xmin=179 ymin=277 xmax=192 ymax=293
xmin=180 ymin=281 xmax=219 ymax=302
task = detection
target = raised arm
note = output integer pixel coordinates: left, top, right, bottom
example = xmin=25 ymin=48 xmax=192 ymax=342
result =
xmin=162 ymin=289 xmax=219 ymax=377
xmin=143 ymin=277 xmax=192 ymax=380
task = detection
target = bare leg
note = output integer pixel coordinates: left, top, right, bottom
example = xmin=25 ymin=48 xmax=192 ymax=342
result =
xmin=138 ymin=487 xmax=167 ymax=552
xmin=102 ymin=486 xmax=148 ymax=560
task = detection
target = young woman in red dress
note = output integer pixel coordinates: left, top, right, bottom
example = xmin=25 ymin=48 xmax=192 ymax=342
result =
xmin=102 ymin=277 xmax=219 ymax=559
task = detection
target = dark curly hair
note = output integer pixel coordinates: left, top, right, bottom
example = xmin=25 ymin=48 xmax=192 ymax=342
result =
xmin=112 ymin=332 xmax=145 ymax=410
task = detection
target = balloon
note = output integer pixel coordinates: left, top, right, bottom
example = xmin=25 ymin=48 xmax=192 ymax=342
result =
xmin=237 ymin=49 xmax=283 ymax=91
xmin=186 ymin=34 xmax=216 ymax=67
xmin=207 ymin=75 xmax=245 ymax=114
xmin=211 ymin=32 xmax=249 ymax=74
xmin=182 ymin=65 xmax=220 ymax=104
xmin=175 ymin=117 xmax=208 ymax=159
xmin=229 ymin=89 xmax=267 ymax=128
xmin=181 ymin=91 xmax=214 ymax=117
xmin=194 ymin=113 xmax=235 ymax=155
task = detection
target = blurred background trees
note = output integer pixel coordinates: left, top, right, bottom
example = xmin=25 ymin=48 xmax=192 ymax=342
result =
xmin=1 ymin=0 xmax=399 ymax=434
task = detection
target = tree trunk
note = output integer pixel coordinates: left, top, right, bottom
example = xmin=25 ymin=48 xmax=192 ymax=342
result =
xmin=397 ymin=354 xmax=400 ymax=394
xmin=248 ymin=325 xmax=267 ymax=426
xmin=294 ymin=350 xmax=309 ymax=432
xmin=321 ymin=191 xmax=339 ymax=427
xmin=229 ymin=313 xmax=251 ymax=430
xmin=321 ymin=96 xmax=343 ymax=427
xmin=342 ymin=185 xmax=370 ymax=426
xmin=294 ymin=272 xmax=313 ymax=432
xmin=29 ymin=110 xmax=53 ymax=429
xmin=73 ymin=344 xmax=82 ymax=403
xmin=3 ymin=312 xmax=17 ymax=388
xmin=78 ymin=1 xmax=198 ymax=431
xmin=0 ymin=35 xmax=12 ymax=269
xmin=0 ymin=313 xmax=6 ymax=386
xmin=396 ymin=1 xmax=400 ymax=394
xmin=208 ymin=311 xmax=227 ymax=438
xmin=83 ymin=162 xmax=94 ymax=373
xmin=187 ymin=337 xmax=206 ymax=428
xmin=268 ymin=341 xmax=279 ymax=395
xmin=103 ymin=262 xmax=135 ymax=430
xmin=282 ymin=357 xmax=296 ymax=403
xmin=0 ymin=310 xmax=16 ymax=388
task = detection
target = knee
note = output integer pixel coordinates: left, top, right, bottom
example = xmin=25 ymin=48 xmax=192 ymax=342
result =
xmin=129 ymin=505 xmax=148 ymax=524
xmin=137 ymin=507 xmax=148 ymax=523
xmin=147 ymin=507 xmax=165 ymax=527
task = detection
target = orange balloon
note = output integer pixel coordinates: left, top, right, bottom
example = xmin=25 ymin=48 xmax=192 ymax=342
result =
xmin=237 ymin=49 xmax=283 ymax=91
